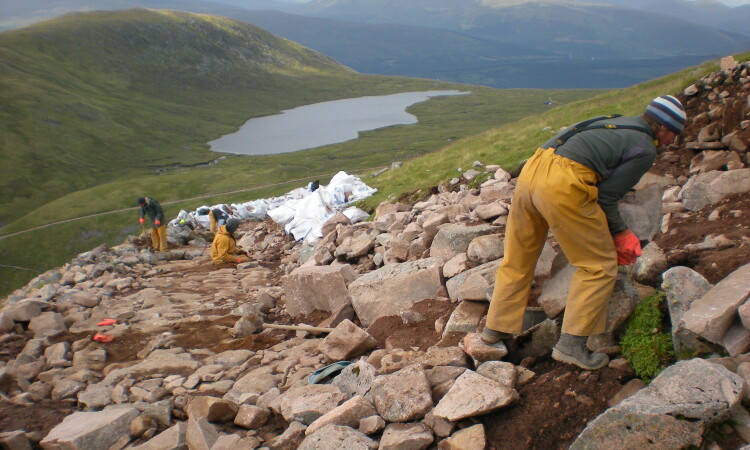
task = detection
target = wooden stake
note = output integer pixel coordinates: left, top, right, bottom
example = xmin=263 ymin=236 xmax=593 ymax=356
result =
xmin=262 ymin=323 xmax=334 ymax=333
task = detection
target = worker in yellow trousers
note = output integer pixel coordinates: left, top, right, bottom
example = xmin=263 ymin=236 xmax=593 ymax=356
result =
xmin=137 ymin=197 xmax=168 ymax=252
xmin=482 ymin=95 xmax=687 ymax=370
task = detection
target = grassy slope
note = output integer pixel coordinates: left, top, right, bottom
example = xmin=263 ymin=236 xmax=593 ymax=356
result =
xmin=0 ymin=8 xmax=459 ymax=226
xmin=358 ymin=52 xmax=750 ymax=208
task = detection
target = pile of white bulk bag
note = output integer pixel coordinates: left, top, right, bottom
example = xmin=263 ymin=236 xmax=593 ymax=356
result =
xmin=168 ymin=171 xmax=375 ymax=244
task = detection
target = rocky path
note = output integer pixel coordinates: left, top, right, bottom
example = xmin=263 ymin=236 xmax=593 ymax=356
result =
xmin=1 ymin=59 xmax=750 ymax=449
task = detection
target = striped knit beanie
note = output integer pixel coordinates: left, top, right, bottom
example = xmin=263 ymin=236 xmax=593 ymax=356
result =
xmin=644 ymin=95 xmax=686 ymax=134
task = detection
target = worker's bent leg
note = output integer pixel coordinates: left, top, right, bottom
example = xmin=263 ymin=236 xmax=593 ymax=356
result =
xmin=486 ymin=149 xmax=550 ymax=334
xmin=209 ymin=213 xmax=217 ymax=233
xmin=151 ymin=227 xmax=160 ymax=251
xmin=156 ymin=225 xmax=168 ymax=252
xmin=535 ymin=154 xmax=618 ymax=336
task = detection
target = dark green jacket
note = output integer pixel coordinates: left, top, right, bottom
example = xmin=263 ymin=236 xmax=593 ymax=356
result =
xmin=542 ymin=116 xmax=656 ymax=235
xmin=139 ymin=197 xmax=165 ymax=228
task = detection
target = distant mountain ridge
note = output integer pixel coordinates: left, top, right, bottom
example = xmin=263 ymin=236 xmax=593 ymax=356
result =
xmin=592 ymin=0 xmax=750 ymax=36
xmin=231 ymin=0 xmax=748 ymax=88
xmin=1 ymin=0 xmax=748 ymax=89
xmin=282 ymin=0 xmax=750 ymax=57
xmin=284 ymin=0 xmax=750 ymax=38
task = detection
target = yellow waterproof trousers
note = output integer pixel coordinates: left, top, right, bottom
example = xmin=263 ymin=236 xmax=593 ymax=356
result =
xmin=209 ymin=211 xmax=217 ymax=233
xmin=486 ymin=148 xmax=618 ymax=336
xmin=151 ymin=225 xmax=168 ymax=252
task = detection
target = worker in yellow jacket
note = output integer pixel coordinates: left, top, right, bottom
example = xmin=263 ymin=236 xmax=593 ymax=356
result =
xmin=210 ymin=219 xmax=249 ymax=264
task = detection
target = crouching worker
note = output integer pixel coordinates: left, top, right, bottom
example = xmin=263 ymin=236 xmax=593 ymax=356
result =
xmin=137 ymin=197 xmax=167 ymax=252
xmin=211 ymin=218 xmax=249 ymax=264
xmin=482 ymin=95 xmax=687 ymax=370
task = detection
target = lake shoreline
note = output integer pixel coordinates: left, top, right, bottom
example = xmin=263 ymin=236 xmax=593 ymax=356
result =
xmin=208 ymin=90 xmax=469 ymax=156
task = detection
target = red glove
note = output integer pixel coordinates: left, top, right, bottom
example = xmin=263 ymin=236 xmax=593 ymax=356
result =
xmin=235 ymin=257 xmax=243 ymax=264
xmin=613 ymin=229 xmax=642 ymax=265
xmin=154 ymin=220 xmax=161 ymax=226
xmin=92 ymin=332 xmax=114 ymax=343
xmin=139 ymin=218 xmax=145 ymax=225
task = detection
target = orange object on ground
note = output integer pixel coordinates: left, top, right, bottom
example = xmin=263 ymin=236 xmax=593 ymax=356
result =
xmin=97 ymin=319 xmax=117 ymax=326
xmin=93 ymin=332 xmax=114 ymax=343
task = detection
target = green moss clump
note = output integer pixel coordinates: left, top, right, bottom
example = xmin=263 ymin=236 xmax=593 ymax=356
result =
xmin=467 ymin=172 xmax=493 ymax=189
xmin=620 ymin=291 xmax=674 ymax=383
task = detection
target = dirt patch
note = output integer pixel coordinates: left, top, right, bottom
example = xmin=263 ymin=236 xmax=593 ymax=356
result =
xmin=366 ymin=299 xmax=456 ymax=351
xmin=209 ymin=334 xmax=280 ymax=353
xmin=654 ymin=193 xmax=750 ymax=284
xmin=96 ymin=329 xmax=153 ymax=364
xmin=0 ymin=400 xmax=76 ymax=439
xmin=0 ymin=334 xmax=28 ymax=363
xmin=482 ymin=357 xmax=628 ymax=449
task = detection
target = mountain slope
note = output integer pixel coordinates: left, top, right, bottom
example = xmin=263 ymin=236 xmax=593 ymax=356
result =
xmin=0 ymin=8 xmax=417 ymax=227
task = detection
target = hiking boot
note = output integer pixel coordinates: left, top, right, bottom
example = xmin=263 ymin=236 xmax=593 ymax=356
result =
xmin=522 ymin=307 xmax=548 ymax=333
xmin=552 ymin=333 xmax=609 ymax=370
xmin=481 ymin=326 xmax=512 ymax=345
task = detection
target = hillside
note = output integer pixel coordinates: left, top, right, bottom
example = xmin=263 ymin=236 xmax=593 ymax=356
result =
xmin=0 ymin=8 xmax=464 ymax=228
xmin=1 ymin=56 xmax=750 ymax=449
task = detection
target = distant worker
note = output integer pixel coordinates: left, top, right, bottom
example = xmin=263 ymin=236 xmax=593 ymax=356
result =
xmin=208 ymin=207 xmax=230 ymax=233
xmin=482 ymin=95 xmax=686 ymax=370
xmin=211 ymin=218 xmax=249 ymax=265
xmin=137 ymin=196 xmax=168 ymax=252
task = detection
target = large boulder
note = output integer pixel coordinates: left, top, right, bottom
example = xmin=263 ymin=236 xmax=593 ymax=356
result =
xmin=318 ymin=320 xmax=377 ymax=362
xmin=430 ymin=224 xmax=498 ymax=260
xmin=299 ymin=424 xmax=378 ymax=450
xmin=572 ymin=359 xmax=745 ymax=449
xmin=349 ymin=258 xmax=445 ymax=327
xmin=680 ymin=168 xmax=750 ymax=211
xmin=681 ymin=263 xmax=750 ymax=344
xmin=618 ymin=183 xmax=663 ymax=241
xmin=281 ymin=265 xmax=359 ymax=317
xmin=40 ymin=407 xmax=139 ymax=450
xmin=661 ymin=267 xmax=717 ymax=356
xmin=445 ymin=260 xmax=500 ymax=302
xmin=279 ymin=385 xmax=347 ymax=425
xmin=433 ymin=370 xmax=518 ymax=421
xmin=371 ymin=365 xmax=433 ymax=423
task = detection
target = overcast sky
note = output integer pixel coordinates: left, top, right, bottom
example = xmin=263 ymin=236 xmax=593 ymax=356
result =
xmin=276 ymin=0 xmax=750 ymax=5
xmin=281 ymin=0 xmax=750 ymax=4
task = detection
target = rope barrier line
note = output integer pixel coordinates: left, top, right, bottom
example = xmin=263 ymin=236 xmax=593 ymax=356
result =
xmin=0 ymin=264 xmax=42 ymax=273
xmin=0 ymin=166 xmax=388 ymax=241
